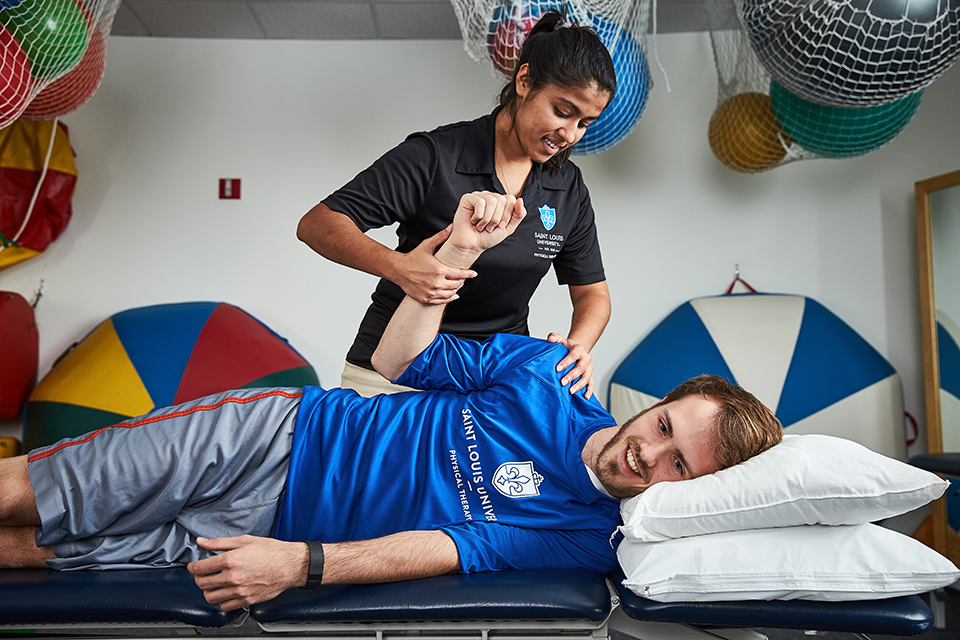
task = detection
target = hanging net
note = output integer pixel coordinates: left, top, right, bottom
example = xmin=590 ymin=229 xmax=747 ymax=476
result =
xmin=706 ymin=0 xmax=924 ymax=172
xmin=738 ymin=0 xmax=960 ymax=108
xmin=0 ymin=0 xmax=121 ymax=128
xmin=451 ymin=0 xmax=652 ymax=155
xmin=706 ymin=0 xmax=806 ymax=173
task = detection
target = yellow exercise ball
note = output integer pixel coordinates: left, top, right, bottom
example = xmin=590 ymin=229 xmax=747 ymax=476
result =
xmin=708 ymin=92 xmax=790 ymax=173
xmin=0 ymin=437 xmax=21 ymax=458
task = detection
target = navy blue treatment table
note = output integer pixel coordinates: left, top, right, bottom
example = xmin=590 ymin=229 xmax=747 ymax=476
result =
xmin=0 ymin=567 xmax=935 ymax=638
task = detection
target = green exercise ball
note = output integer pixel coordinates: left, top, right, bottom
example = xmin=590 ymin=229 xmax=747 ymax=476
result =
xmin=0 ymin=0 xmax=89 ymax=80
xmin=769 ymin=80 xmax=923 ymax=159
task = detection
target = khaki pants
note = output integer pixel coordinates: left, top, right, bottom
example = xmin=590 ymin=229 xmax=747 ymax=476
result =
xmin=340 ymin=361 xmax=417 ymax=398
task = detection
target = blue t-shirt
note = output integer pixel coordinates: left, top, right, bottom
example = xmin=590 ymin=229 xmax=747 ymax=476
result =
xmin=272 ymin=333 xmax=621 ymax=574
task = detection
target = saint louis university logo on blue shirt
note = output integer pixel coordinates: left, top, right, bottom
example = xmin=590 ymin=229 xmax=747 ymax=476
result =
xmin=539 ymin=205 xmax=556 ymax=231
xmin=493 ymin=462 xmax=544 ymax=498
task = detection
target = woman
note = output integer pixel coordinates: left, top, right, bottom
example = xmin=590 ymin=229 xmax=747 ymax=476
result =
xmin=297 ymin=10 xmax=616 ymax=399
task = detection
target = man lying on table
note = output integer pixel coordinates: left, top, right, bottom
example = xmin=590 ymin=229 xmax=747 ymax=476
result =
xmin=0 ymin=191 xmax=783 ymax=611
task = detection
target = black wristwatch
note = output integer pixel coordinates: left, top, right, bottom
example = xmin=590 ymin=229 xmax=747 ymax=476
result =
xmin=300 ymin=541 xmax=324 ymax=590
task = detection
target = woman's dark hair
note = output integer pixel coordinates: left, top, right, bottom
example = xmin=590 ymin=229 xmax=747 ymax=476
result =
xmin=498 ymin=8 xmax=617 ymax=172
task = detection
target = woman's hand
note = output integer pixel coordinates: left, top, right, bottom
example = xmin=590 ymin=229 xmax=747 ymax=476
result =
xmin=387 ymin=192 xmax=525 ymax=302
xmin=392 ymin=226 xmax=477 ymax=304
xmin=548 ymin=333 xmax=595 ymax=399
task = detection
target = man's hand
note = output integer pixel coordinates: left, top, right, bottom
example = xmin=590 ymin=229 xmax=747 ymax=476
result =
xmin=437 ymin=192 xmax=526 ymax=269
xmin=392 ymin=226 xmax=478 ymax=304
xmin=547 ymin=333 xmax=595 ymax=399
xmin=187 ymin=535 xmax=309 ymax=611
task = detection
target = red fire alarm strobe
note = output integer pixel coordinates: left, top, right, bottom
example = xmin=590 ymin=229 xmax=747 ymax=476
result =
xmin=219 ymin=178 xmax=241 ymax=199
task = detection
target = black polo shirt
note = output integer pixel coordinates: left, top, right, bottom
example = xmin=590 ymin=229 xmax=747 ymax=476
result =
xmin=324 ymin=109 xmax=606 ymax=370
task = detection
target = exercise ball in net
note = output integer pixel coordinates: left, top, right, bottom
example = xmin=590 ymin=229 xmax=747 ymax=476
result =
xmin=572 ymin=14 xmax=650 ymax=155
xmin=738 ymin=0 xmax=960 ymax=107
xmin=1 ymin=0 xmax=118 ymax=127
xmin=21 ymin=1 xmax=105 ymax=119
xmin=769 ymin=80 xmax=922 ymax=158
xmin=708 ymin=92 xmax=790 ymax=173
xmin=486 ymin=0 xmax=554 ymax=76
xmin=0 ymin=23 xmax=30 ymax=124
xmin=0 ymin=0 xmax=89 ymax=80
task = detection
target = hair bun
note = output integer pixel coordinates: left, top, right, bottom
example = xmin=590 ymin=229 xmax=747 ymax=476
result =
xmin=528 ymin=9 xmax=572 ymax=37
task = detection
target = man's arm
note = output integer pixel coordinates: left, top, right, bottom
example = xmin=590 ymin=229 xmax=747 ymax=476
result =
xmin=371 ymin=192 xmax=526 ymax=382
xmin=547 ymin=281 xmax=612 ymax=399
xmin=297 ymin=203 xmax=476 ymax=305
xmin=188 ymin=531 xmax=458 ymax=611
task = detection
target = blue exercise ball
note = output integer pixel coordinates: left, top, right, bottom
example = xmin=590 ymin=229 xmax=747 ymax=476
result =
xmin=572 ymin=14 xmax=650 ymax=155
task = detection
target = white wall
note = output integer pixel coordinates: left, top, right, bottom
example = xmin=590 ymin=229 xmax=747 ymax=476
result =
xmin=3 ymin=33 xmax=960 ymax=458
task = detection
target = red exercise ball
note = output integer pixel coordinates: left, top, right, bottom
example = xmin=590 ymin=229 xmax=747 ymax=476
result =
xmin=0 ymin=24 xmax=32 ymax=127
xmin=22 ymin=17 xmax=104 ymax=120
xmin=487 ymin=1 xmax=540 ymax=77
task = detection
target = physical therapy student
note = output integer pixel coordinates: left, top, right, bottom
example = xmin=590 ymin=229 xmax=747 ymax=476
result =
xmin=0 ymin=192 xmax=784 ymax=612
xmin=297 ymin=11 xmax=615 ymax=399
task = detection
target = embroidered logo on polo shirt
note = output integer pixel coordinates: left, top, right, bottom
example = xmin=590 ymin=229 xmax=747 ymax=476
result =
xmin=493 ymin=461 xmax=543 ymax=498
xmin=539 ymin=205 xmax=556 ymax=231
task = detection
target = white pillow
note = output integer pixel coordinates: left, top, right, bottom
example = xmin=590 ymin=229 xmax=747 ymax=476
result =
xmin=620 ymin=434 xmax=948 ymax=542
xmin=618 ymin=523 xmax=960 ymax=602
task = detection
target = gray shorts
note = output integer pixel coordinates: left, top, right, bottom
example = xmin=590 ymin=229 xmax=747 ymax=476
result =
xmin=28 ymin=387 xmax=302 ymax=570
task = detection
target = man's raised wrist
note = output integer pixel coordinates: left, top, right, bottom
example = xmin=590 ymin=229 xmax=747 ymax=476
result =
xmin=435 ymin=244 xmax=480 ymax=270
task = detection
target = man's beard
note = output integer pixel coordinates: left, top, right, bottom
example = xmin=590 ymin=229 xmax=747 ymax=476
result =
xmin=593 ymin=421 xmax=646 ymax=499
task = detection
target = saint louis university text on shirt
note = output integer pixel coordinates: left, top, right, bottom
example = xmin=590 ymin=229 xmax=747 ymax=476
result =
xmin=533 ymin=231 xmax=564 ymax=260
xmin=448 ymin=409 xmax=498 ymax=522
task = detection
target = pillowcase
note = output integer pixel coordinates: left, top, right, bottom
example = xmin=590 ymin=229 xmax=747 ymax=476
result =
xmin=620 ymin=434 xmax=948 ymax=542
xmin=618 ymin=523 xmax=960 ymax=602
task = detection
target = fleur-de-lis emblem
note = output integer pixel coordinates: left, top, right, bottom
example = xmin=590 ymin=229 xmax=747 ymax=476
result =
xmin=493 ymin=462 xmax=542 ymax=497
xmin=539 ymin=205 xmax=556 ymax=231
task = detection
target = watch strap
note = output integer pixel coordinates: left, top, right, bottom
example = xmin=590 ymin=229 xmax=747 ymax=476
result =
xmin=300 ymin=541 xmax=324 ymax=590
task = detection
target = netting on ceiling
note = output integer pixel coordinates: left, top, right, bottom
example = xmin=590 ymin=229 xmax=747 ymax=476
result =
xmin=1 ymin=0 xmax=121 ymax=128
xmin=451 ymin=0 xmax=653 ymax=155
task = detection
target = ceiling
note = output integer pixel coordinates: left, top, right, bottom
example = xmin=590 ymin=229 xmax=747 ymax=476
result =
xmin=109 ymin=0 xmax=710 ymax=41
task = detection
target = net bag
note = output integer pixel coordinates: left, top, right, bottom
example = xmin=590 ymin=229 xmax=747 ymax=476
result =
xmin=706 ymin=0 xmax=807 ymax=173
xmin=737 ymin=0 xmax=960 ymax=108
xmin=706 ymin=0 xmax=924 ymax=172
xmin=0 ymin=0 xmax=121 ymax=128
xmin=452 ymin=0 xmax=652 ymax=155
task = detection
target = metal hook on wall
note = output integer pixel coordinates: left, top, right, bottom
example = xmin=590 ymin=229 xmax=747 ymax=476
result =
xmin=725 ymin=264 xmax=757 ymax=294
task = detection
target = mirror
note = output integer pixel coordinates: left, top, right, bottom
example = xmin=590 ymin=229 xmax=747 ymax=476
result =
xmin=917 ymin=168 xmax=960 ymax=566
